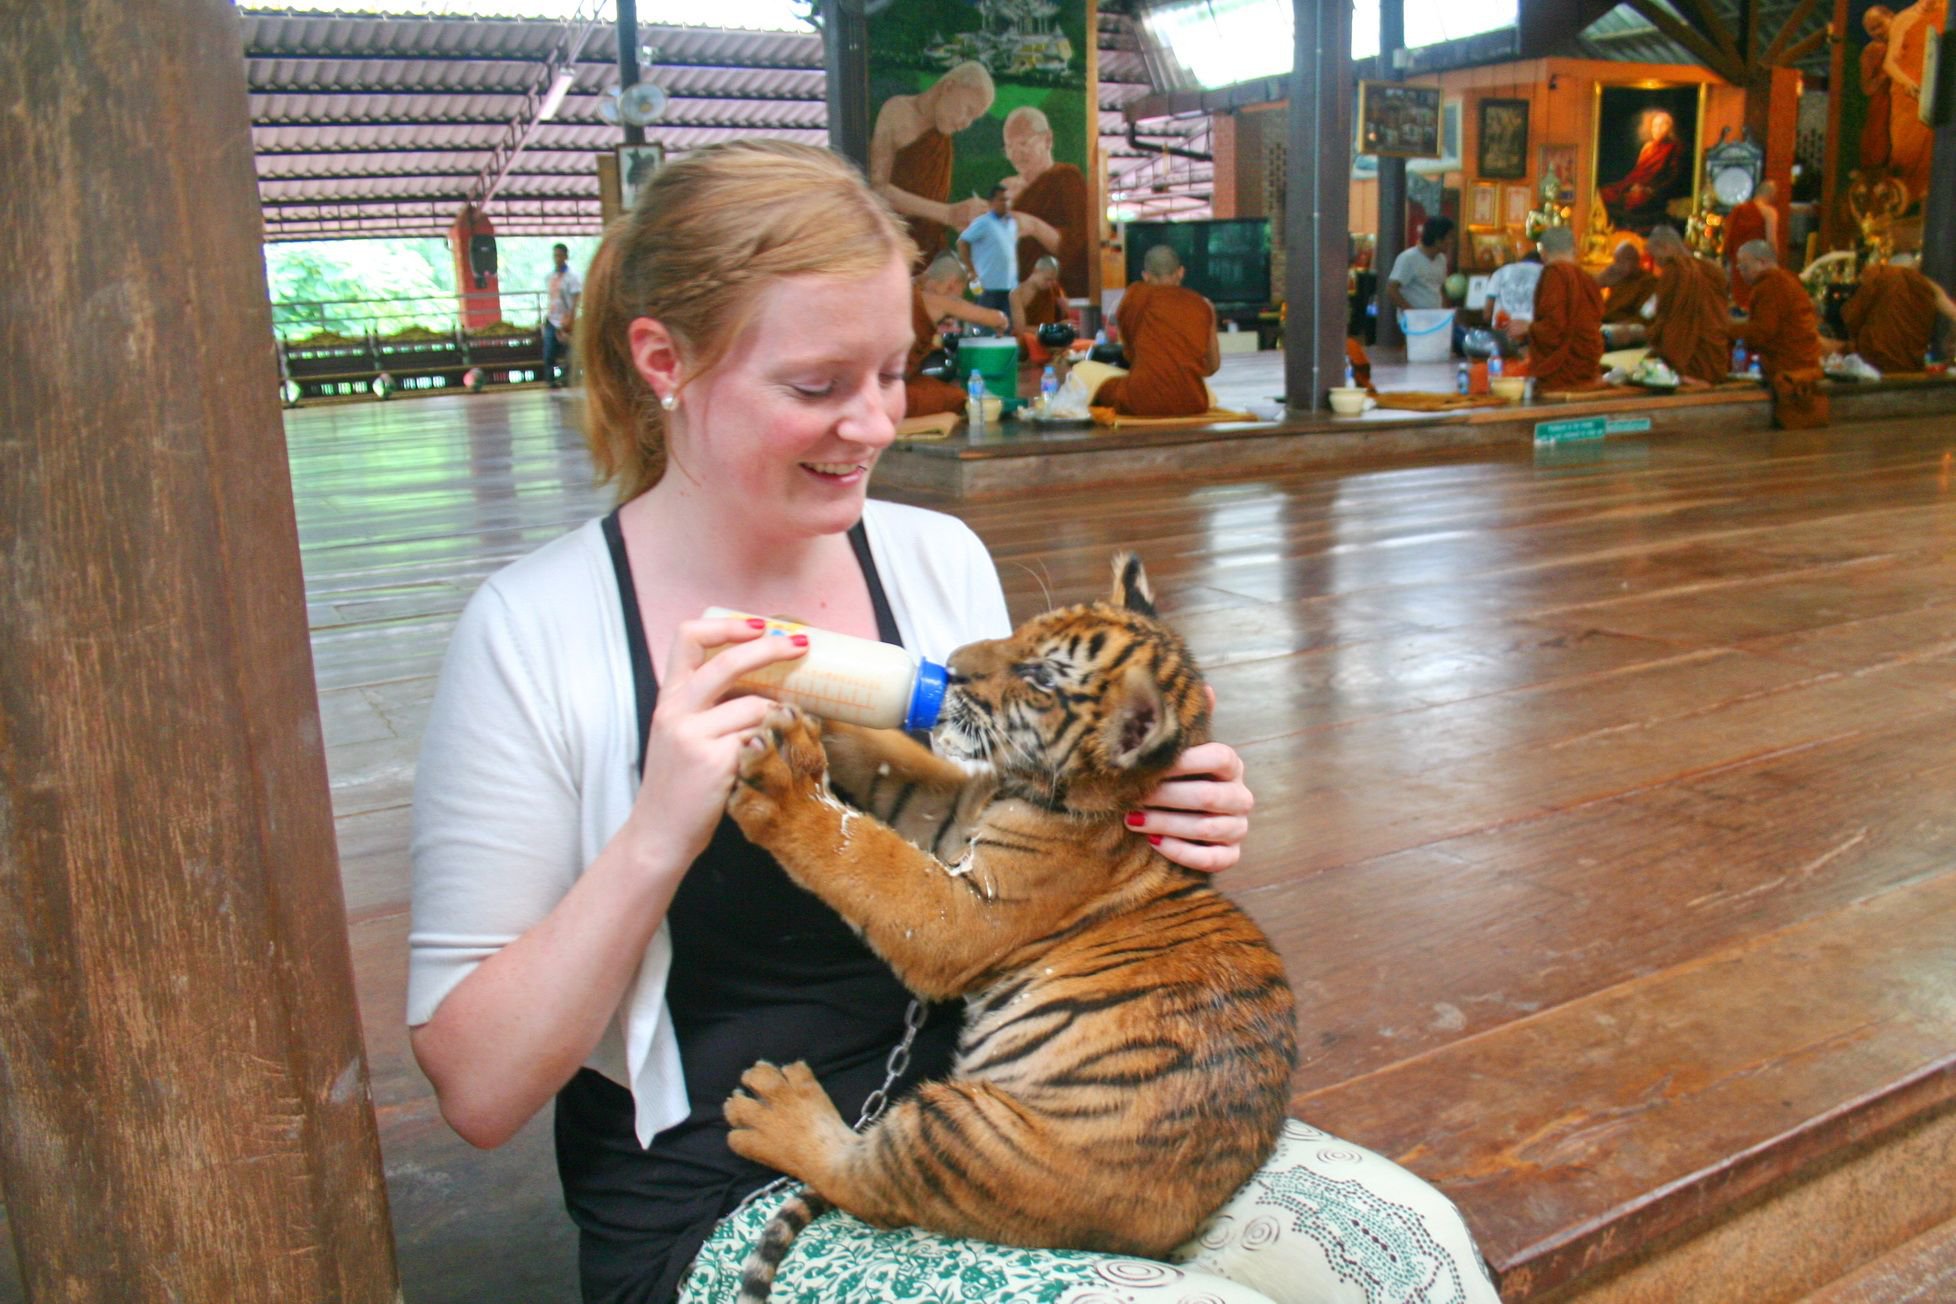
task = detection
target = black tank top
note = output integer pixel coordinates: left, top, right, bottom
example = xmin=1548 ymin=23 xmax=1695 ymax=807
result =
xmin=551 ymin=512 xmax=961 ymax=1304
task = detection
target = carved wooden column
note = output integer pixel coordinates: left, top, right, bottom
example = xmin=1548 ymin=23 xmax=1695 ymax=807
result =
xmin=0 ymin=1 xmax=400 ymax=1298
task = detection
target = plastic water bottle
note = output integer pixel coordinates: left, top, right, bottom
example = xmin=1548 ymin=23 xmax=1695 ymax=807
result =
xmin=966 ymin=370 xmax=987 ymax=425
xmin=1040 ymin=365 xmax=1059 ymax=405
xmin=1343 ymin=358 xmax=1355 ymax=388
xmin=1489 ymin=354 xmax=1504 ymax=379
xmin=1732 ymin=341 xmax=1748 ymax=374
xmin=1748 ymin=352 xmax=1762 ymax=378
xmin=1456 ymin=362 xmax=1469 ymax=395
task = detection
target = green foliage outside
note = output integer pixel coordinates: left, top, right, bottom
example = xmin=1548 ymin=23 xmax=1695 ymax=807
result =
xmin=264 ymin=235 xmax=602 ymax=339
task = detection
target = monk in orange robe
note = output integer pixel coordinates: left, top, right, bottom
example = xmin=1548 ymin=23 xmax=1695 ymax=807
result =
xmin=1518 ymin=227 xmax=1605 ymax=391
xmin=1645 ymin=225 xmax=1732 ymax=387
xmin=1093 ymin=245 xmax=1220 ymax=417
xmin=1732 ymin=240 xmax=1829 ymax=428
xmin=1722 ymin=181 xmax=1777 ymax=309
xmin=1839 ymin=258 xmax=1953 ymax=373
xmin=1010 ymin=255 xmax=1072 ymax=366
xmin=1597 ymin=242 xmax=1658 ymax=323
xmin=870 ymin=62 xmax=995 ymax=269
xmin=1002 ymin=106 xmax=1092 ymax=300
xmin=904 ymin=254 xmax=1009 ymax=418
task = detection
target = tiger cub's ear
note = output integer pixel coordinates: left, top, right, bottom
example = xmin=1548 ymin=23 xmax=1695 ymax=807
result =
xmin=1109 ymin=552 xmax=1157 ymax=619
xmin=1104 ymin=664 xmax=1181 ymax=770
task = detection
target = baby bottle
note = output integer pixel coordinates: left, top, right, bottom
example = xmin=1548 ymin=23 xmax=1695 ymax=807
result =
xmin=704 ymin=608 xmax=947 ymax=731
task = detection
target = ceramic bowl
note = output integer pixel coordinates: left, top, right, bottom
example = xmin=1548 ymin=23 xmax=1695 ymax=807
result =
xmin=1491 ymin=376 xmax=1527 ymax=401
xmin=966 ymin=395 xmax=1004 ymax=424
xmin=1327 ymin=387 xmax=1369 ymax=415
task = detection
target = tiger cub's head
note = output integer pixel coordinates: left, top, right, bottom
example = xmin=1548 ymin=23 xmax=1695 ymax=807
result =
xmin=932 ymin=553 xmax=1209 ymax=812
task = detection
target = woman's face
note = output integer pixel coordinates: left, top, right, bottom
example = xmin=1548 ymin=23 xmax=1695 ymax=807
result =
xmin=664 ymin=255 xmax=913 ymax=539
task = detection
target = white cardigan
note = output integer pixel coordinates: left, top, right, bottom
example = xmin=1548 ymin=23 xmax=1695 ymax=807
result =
xmin=408 ymin=500 xmax=1011 ymax=1146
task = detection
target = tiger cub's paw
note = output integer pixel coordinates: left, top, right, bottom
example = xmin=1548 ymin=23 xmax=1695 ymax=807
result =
xmin=729 ymin=704 xmax=829 ymax=832
xmin=724 ymin=1059 xmax=852 ymax=1179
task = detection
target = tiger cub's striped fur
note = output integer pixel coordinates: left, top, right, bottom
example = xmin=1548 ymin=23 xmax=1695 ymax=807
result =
xmin=723 ymin=553 xmax=1297 ymax=1302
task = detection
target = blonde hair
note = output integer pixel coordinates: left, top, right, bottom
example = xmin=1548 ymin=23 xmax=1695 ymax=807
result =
xmin=579 ymin=140 xmax=917 ymax=501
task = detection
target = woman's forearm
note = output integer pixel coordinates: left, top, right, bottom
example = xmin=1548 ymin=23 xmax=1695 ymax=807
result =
xmin=410 ymin=827 xmax=689 ymax=1149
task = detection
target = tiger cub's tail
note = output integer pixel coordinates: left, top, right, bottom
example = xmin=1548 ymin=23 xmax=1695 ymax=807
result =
xmin=737 ymin=1187 xmax=831 ymax=1304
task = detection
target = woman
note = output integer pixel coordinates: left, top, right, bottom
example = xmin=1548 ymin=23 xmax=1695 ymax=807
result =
xmin=409 ymin=141 xmax=1491 ymax=1304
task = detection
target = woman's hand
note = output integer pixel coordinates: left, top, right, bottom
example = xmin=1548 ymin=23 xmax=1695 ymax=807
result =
xmin=623 ymin=615 xmax=808 ymax=872
xmin=1128 ymin=687 xmax=1254 ymax=873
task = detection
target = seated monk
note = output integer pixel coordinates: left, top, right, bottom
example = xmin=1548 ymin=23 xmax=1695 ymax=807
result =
xmin=1010 ymin=255 xmax=1073 ymax=366
xmin=1514 ymin=227 xmax=1604 ymax=391
xmin=1644 ymin=224 xmax=1731 ymax=387
xmin=1093 ymin=245 xmax=1220 ymax=417
xmin=1597 ymin=241 xmax=1658 ymax=324
xmin=1731 ymin=239 xmax=1829 ymax=429
xmin=1839 ymin=255 xmax=1955 ymax=374
xmin=904 ymin=253 xmax=1009 ymax=418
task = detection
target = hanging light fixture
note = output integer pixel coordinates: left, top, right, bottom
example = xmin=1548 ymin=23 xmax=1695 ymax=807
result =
xmin=538 ymin=67 xmax=578 ymax=121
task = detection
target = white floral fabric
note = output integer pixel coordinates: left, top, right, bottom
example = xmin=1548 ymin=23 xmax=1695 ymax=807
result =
xmin=680 ymin=1120 xmax=1499 ymax=1304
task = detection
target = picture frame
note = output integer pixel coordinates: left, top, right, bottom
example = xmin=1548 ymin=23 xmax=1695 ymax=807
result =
xmin=1477 ymin=98 xmax=1530 ymax=179
xmin=1590 ymin=83 xmax=1704 ymax=237
xmin=1539 ymin=144 xmax=1578 ymax=202
xmin=1468 ymin=182 xmax=1499 ymax=228
xmin=616 ymin=143 xmax=666 ymax=213
xmin=1504 ymin=184 xmax=1532 ymax=228
xmin=1470 ymin=230 xmax=1512 ymax=268
xmin=1357 ymin=80 xmax=1444 ymax=159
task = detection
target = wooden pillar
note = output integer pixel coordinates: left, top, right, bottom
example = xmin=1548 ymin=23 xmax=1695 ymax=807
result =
xmin=1375 ymin=0 xmax=1408 ymax=349
xmin=1285 ymin=0 xmax=1355 ymax=412
xmin=1747 ymin=65 xmax=1801 ymax=260
xmin=1925 ymin=111 xmax=1956 ymax=296
xmin=823 ymin=0 xmax=871 ymax=168
xmin=0 ymin=2 xmax=400 ymax=1299
xmin=617 ymin=0 xmax=645 ymax=147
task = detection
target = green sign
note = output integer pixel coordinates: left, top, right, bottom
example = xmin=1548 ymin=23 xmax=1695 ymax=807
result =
xmin=1534 ymin=416 xmax=1606 ymax=443
xmin=1605 ymin=416 xmax=1653 ymax=434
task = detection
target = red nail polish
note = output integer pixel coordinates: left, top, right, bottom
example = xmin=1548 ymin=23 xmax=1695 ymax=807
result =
xmin=746 ymin=617 xmax=767 ymax=629
xmin=1147 ymin=834 xmax=1163 ymax=846
xmin=790 ymin=633 xmax=809 ymax=648
xmin=1125 ymin=812 xmax=1146 ymax=827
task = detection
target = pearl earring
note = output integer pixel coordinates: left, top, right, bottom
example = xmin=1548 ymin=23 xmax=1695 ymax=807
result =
xmin=660 ymin=393 xmax=677 ymax=412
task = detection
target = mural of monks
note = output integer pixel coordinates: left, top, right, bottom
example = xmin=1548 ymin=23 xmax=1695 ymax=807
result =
xmin=869 ymin=61 xmax=997 ymax=270
xmin=1001 ymin=106 xmax=1090 ymax=300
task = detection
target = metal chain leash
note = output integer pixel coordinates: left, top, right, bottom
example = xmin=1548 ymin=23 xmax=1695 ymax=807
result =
xmin=728 ymin=998 xmax=927 ymax=1219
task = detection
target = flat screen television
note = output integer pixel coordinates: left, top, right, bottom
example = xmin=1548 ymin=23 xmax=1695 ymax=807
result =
xmin=1121 ymin=219 xmax=1272 ymax=316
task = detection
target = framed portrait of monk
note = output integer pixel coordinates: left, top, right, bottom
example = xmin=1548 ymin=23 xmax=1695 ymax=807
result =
xmin=1591 ymin=84 xmax=1703 ymax=236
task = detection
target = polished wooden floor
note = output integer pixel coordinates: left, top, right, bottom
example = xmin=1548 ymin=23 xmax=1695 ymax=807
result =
xmin=27 ymin=388 xmax=1956 ymax=1301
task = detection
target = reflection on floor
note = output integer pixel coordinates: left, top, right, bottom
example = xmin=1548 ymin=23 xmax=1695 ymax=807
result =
xmin=262 ymin=389 xmax=1956 ymax=1304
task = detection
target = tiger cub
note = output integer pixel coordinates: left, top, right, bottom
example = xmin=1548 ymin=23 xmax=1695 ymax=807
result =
xmin=722 ymin=553 xmax=1297 ymax=1301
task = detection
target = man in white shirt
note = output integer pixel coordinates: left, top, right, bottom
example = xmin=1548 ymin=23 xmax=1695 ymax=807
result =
xmin=1386 ymin=217 xmax=1454 ymax=312
xmin=544 ymin=243 xmax=581 ymax=389
xmin=957 ymin=184 xmax=1021 ymax=327
xmin=1482 ymin=248 xmax=1543 ymax=354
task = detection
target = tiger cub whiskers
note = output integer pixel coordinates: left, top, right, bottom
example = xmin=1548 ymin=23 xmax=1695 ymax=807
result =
xmin=722 ymin=552 xmax=1297 ymax=1302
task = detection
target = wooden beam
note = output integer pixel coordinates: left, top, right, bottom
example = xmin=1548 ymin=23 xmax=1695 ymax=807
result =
xmin=1765 ymin=0 xmax=1825 ymax=66
xmin=0 ymin=1 xmax=400 ymax=1298
xmin=1623 ymin=0 xmax=1745 ymax=83
xmin=1776 ymin=28 xmax=1828 ymax=66
xmin=1668 ymin=0 xmax=1745 ymax=68
xmin=1284 ymin=0 xmax=1354 ymax=413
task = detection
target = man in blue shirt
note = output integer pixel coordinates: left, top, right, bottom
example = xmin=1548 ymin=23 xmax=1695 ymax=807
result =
xmin=957 ymin=184 xmax=1020 ymax=327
